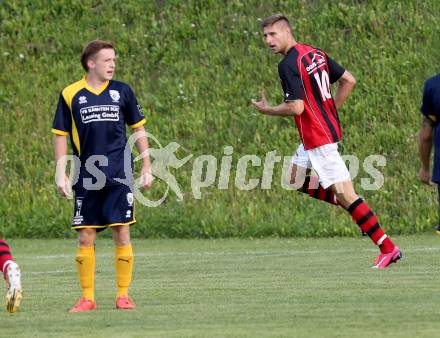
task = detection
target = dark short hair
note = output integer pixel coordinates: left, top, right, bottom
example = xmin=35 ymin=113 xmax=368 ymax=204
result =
xmin=80 ymin=40 xmax=114 ymax=72
xmin=261 ymin=14 xmax=291 ymax=30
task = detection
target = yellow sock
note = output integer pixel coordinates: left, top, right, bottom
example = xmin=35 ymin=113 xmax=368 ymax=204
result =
xmin=76 ymin=246 xmax=95 ymax=301
xmin=115 ymin=244 xmax=134 ymax=297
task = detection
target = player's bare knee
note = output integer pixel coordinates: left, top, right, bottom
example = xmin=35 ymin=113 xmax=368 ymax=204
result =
xmin=115 ymin=236 xmax=131 ymax=246
xmin=112 ymin=226 xmax=131 ymax=246
xmin=78 ymin=229 xmax=96 ymax=247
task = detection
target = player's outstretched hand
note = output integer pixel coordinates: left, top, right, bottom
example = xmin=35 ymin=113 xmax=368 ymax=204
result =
xmin=251 ymin=91 xmax=269 ymax=114
xmin=418 ymin=167 xmax=433 ymax=186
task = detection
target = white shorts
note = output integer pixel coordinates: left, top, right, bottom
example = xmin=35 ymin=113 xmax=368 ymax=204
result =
xmin=291 ymin=143 xmax=351 ymax=189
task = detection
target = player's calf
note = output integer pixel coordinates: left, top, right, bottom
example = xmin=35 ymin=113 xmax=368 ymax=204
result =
xmin=288 ymin=165 xmax=338 ymax=206
xmin=298 ymin=175 xmax=338 ymax=205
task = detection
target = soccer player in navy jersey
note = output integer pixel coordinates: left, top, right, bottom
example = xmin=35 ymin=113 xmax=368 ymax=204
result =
xmin=418 ymin=73 xmax=440 ymax=234
xmin=52 ymin=40 xmax=153 ymax=312
xmin=252 ymin=14 xmax=401 ymax=268
xmin=0 ymin=239 xmax=22 ymax=312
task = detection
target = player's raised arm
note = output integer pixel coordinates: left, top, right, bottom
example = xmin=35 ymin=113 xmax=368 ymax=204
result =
xmin=333 ymin=70 xmax=356 ymax=108
xmin=252 ymin=91 xmax=303 ymax=116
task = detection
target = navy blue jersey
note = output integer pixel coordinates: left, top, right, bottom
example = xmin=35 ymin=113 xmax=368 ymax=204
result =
xmin=421 ymin=74 xmax=440 ymax=124
xmin=420 ymin=73 xmax=440 ymax=183
xmin=52 ymin=77 xmax=146 ymax=189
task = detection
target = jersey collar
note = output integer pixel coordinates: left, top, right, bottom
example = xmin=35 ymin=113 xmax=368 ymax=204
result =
xmin=285 ymin=43 xmax=298 ymax=56
xmin=82 ymin=76 xmax=110 ymax=96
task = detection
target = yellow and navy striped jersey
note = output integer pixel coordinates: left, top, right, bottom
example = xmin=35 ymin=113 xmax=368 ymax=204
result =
xmin=52 ymin=77 xmax=146 ymax=189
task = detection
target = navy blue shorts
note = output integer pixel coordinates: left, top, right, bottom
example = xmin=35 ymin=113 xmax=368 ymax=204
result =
xmin=71 ymin=185 xmax=135 ymax=232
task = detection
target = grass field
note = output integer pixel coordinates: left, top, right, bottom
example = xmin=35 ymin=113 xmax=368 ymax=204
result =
xmin=1 ymin=235 xmax=439 ymax=337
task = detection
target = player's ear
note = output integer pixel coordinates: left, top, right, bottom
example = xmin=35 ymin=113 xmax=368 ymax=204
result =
xmin=87 ymin=58 xmax=95 ymax=71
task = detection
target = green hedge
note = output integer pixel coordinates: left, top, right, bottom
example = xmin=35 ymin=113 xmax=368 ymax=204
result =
xmin=1 ymin=0 xmax=439 ymax=238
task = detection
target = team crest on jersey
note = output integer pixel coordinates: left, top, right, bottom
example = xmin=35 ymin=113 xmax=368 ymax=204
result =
xmin=78 ymin=96 xmax=87 ymax=104
xmin=127 ymin=192 xmax=134 ymax=206
xmin=311 ymin=53 xmax=325 ymax=63
xmin=109 ymin=90 xmax=120 ymax=103
xmin=306 ymin=52 xmax=326 ymax=73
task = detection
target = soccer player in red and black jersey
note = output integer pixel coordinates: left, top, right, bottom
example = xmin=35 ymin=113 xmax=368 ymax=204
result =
xmin=252 ymin=14 xmax=402 ymax=268
xmin=0 ymin=239 xmax=22 ymax=312
xmin=52 ymin=40 xmax=153 ymax=312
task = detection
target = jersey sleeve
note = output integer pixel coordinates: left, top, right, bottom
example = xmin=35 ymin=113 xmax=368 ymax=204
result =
xmin=51 ymin=93 xmax=71 ymax=136
xmin=327 ymin=56 xmax=345 ymax=84
xmin=278 ymin=61 xmax=304 ymax=101
xmin=123 ymin=85 xmax=146 ymax=128
xmin=420 ymin=81 xmax=437 ymax=124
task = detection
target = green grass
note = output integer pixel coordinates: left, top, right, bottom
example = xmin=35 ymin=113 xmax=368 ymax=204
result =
xmin=1 ymin=0 xmax=440 ymax=237
xmin=2 ymin=235 xmax=440 ymax=337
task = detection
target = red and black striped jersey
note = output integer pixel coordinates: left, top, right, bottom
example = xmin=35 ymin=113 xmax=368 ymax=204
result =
xmin=278 ymin=43 xmax=345 ymax=150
